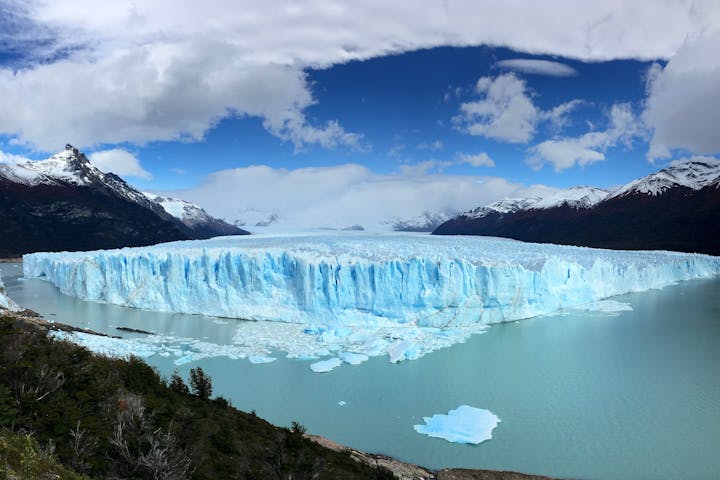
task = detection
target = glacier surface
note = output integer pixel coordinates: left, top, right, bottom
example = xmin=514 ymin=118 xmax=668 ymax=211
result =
xmin=23 ymin=234 xmax=720 ymax=326
xmin=413 ymin=405 xmax=500 ymax=444
xmin=23 ymin=233 xmax=720 ymax=366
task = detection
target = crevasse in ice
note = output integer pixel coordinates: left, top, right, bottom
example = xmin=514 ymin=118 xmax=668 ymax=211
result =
xmin=22 ymin=233 xmax=720 ymax=328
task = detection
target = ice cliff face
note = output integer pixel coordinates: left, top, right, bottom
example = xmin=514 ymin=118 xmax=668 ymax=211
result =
xmin=23 ymin=234 xmax=720 ymax=328
xmin=0 ymin=271 xmax=20 ymax=312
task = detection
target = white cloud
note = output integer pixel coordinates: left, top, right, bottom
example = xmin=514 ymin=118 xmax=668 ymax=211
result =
xmin=643 ymin=30 xmax=720 ymax=161
xmin=417 ymin=140 xmax=444 ymax=151
xmin=161 ymin=163 xmax=557 ymax=231
xmin=454 ymin=75 xmax=583 ymax=144
xmin=0 ymin=150 xmax=32 ymax=165
xmin=398 ymin=160 xmax=453 ymax=176
xmin=457 ymin=152 xmax=495 ymax=167
xmin=541 ymin=99 xmax=584 ymax=130
xmin=495 ymin=59 xmax=578 ymax=77
xmin=89 ymin=149 xmax=152 ymax=179
xmin=1 ymin=1 xmax=718 ymax=151
xmin=527 ymin=103 xmax=644 ymax=171
xmin=0 ymin=47 xmax=361 ymax=152
xmin=454 ymin=74 xmax=539 ymax=143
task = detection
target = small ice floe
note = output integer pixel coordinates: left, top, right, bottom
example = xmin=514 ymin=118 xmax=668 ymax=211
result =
xmin=413 ymin=405 xmax=500 ymax=444
xmin=310 ymin=357 xmax=342 ymax=373
xmin=387 ymin=339 xmax=420 ymax=363
xmin=580 ymin=300 xmax=633 ymax=314
xmin=339 ymin=352 xmax=369 ymax=365
xmin=248 ymin=355 xmax=276 ymax=364
xmin=338 ymin=401 xmax=347 ymax=406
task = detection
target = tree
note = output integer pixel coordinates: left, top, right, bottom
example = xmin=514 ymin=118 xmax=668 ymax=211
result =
xmin=169 ymin=370 xmax=189 ymax=395
xmin=189 ymin=367 xmax=212 ymax=400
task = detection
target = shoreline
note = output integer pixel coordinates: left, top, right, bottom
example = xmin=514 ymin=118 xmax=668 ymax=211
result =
xmin=306 ymin=434 xmax=559 ymax=480
xmin=0 ymin=257 xmax=22 ymax=263
xmin=0 ymin=305 xmax=561 ymax=480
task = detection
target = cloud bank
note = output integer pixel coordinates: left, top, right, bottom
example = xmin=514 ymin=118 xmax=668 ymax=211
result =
xmin=161 ymin=164 xmax=556 ymax=231
xmin=643 ymin=31 xmax=720 ymax=160
xmin=89 ymin=149 xmax=152 ymax=179
xmin=0 ymin=0 xmax=717 ymax=152
xmin=527 ymin=103 xmax=644 ymax=171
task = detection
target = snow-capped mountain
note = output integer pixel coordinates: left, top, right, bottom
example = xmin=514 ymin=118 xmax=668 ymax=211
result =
xmin=143 ymin=193 xmax=246 ymax=238
xmin=608 ymin=159 xmax=720 ymax=198
xmin=1 ymin=145 xmax=166 ymax=213
xmin=532 ymin=186 xmax=609 ymax=210
xmin=0 ymin=145 xmax=247 ymax=256
xmin=465 ymin=197 xmax=543 ymax=219
xmin=389 ymin=211 xmax=456 ymax=232
xmin=464 ymin=186 xmax=609 ymax=220
xmin=434 ymin=160 xmax=720 ymax=255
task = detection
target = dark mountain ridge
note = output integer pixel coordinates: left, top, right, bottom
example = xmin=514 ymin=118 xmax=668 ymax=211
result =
xmin=434 ymin=160 xmax=720 ymax=256
xmin=0 ymin=145 xmax=248 ymax=257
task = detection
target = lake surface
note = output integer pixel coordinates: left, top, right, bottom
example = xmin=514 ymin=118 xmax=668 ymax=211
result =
xmin=2 ymin=261 xmax=719 ymax=479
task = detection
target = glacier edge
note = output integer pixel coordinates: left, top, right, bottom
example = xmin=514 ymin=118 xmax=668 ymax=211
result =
xmin=22 ymin=234 xmax=720 ymax=329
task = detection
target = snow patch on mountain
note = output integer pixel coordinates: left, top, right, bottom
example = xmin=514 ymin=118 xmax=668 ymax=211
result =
xmin=143 ymin=193 xmax=216 ymax=227
xmin=464 ymin=187 xmax=608 ymax=220
xmin=389 ymin=211 xmax=456 ymax=232
xmin=0 ymin=147 xmax=96 ymax=187
xmin=465 ymin=197 xmax=542 ymax=219
xmin=0 ymin=145 xmax=161 ymax=212
xmin=532 ymin=186 xmax=609 ymax=210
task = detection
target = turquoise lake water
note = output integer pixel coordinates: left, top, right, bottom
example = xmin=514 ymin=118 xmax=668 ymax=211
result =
xmin=2 ymin=261 xmax=719 ymax=479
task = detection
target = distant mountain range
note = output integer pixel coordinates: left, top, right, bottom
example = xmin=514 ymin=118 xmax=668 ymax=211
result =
xmin=387 ymin=211 xmax=455 ymax=232
xmin=0 ymin=145 xmax=247 ymax=257
xmin=434 ymin=160 xmax=720 ymax=255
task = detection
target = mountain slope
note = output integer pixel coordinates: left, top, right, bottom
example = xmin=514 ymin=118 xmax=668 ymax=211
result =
xmin=388 ymin=211 xmax=455 ymax=232
xmin=143 ymin=193 xmax=248 ymax=238
xmin=434 ymin=161 xmax=720 ymax=255
xmin=0 ymin=145 xmax=246 ymax=257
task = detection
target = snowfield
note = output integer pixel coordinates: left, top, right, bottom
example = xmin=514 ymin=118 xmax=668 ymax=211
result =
xmin=22 ymin=233 xmax=720 ymax=367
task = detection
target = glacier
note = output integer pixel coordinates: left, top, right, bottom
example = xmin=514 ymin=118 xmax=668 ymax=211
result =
xmin=22 ymin=233 xmax=720 ymax=366
xmin=0 ymin=270 xmax=20 ymax=312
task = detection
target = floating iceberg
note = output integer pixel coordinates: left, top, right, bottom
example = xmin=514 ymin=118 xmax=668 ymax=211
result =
xmin=23 ymin=234 xmax=720 ymax=328
xmin=310 ymin=357 xmax=343 ymax=373
xmin=339 ymin=352 xmax=369 ymax=365
xmin=414 ymin=405 xmax=500 ymax=444
xmin=579 ymin=300 xmax=634 ymax=314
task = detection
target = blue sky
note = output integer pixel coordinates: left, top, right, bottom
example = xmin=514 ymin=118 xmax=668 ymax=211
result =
xmin=1 ymin=1 xmax=718 ymax=229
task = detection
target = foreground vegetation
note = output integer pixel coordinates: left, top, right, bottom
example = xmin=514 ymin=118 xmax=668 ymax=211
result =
xmin=0 ymin=314 xmax=394 ymax=479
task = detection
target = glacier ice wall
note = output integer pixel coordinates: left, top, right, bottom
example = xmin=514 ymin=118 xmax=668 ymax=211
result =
xmin=23 ymin=234 xmax=720 ymax=328
xmin=0 ymin=270 xmax=20 ymax=311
